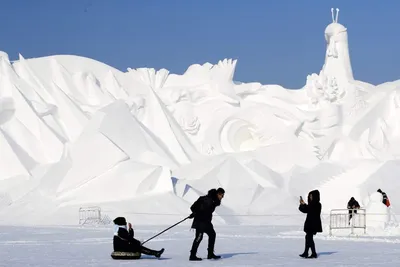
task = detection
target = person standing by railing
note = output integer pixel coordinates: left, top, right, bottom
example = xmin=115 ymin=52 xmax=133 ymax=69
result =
xmin=299 ymin=190 xmax=322 ymax=259
xmin=347 ymin=197 xmax=360 ymax=225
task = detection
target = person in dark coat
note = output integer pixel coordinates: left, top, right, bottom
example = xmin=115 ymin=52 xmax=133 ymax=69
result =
xmin=298 ymin=190 xmax=322 ymax=259
xmin=113 ymin=217 xmax=164 ymax=258
xmin=347 ymin=197 xmax=360 ymax=224
xmin=188 ymin=187 xmax=225 ymax=261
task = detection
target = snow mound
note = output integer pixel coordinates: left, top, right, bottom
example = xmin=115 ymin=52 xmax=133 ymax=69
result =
xmin=1 ymin=9 xmax=400 ymax=234
xmin=363 ymin=192 xmax=390 ymax=230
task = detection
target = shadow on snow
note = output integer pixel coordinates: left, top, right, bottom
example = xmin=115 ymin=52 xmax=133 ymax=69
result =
xmin=220 ymin=252 xmax=258 ymax=259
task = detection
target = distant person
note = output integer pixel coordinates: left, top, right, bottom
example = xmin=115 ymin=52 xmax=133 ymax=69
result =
xmin=347 ymin=197 xmax=360 ymax=224
xmin=113 ymin=217 xmax=164 ymax=258
xmin=377 ymin=189 xmax=390 ymax=207
xmin=298 ymin=190 xmax=322 ymax=259
xmin=188 ymin=188 xmax=225 ymax=261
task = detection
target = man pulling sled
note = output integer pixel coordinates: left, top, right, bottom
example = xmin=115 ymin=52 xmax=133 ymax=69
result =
xmin=110 ymin=187 xmax=225 ymax=261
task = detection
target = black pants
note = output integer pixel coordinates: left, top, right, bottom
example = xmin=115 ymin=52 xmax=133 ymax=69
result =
xmin=190 ymin=226 xmax=216 ymax=255
xmin=140 ymin=246 xmax=160 ymax=256
xmin=303 ymin=233 xmax=316 ymax=255
xmin=348 ymin=210 xmax=358 ymax=224
xmin=128 ymin=239 xmax=159 ymax=256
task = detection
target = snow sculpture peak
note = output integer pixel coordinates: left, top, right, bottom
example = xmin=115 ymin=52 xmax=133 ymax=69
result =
xmin=331 ymin=7 xmax=340 ymax=23
xmin=323 ymin=8 xmax=354 ymax=84
xmin=0 ymin=51 xmax=10 ymax=63
xmin=305 ymin=8 xmax=353 ymax=106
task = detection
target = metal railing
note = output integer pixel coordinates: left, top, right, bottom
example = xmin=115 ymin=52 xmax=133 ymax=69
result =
xmin=329 ymin=208 xmax=366 ymax=236
xmin=79 ymin=206 xmax=102 ymax=225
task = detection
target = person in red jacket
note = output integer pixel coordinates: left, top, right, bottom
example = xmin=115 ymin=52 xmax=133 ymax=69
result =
xmin=377 ymin=189 xmax=390 ymax=207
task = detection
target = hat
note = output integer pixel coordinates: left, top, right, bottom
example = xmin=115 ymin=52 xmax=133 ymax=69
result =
xmin=113 ymin=217 xmax=127 ymax=226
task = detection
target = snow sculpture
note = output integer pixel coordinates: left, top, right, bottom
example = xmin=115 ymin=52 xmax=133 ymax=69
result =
xmin=0 ymin=51 xmax=10 ymax=62
xmin=104 ymin=70 xmax=129 ymax=100
xmin=152 ymin=59 xmax=243 ymax=155
xmin=126 ymin=95 xmax=146 ymax=118
xmin=363 ymin=192 xmax=389 ymax=230
xmin=72 ymin=71 xmax=113 ymax=108
xmin=0 ymin=54 xmax=16 ymax=125
xmin=305 ymin=71 xmax=344 ymax=105
xmin=178 ymin=114 xmax=200 ymax=135
xmin=220 ymin=118 xmax=261 ymax=152
xmin=127 ymin=67 xmax=169 ymax=90
xmin=322 ymin=8 xmax=354 ymax=84
xmin=0 ymin=81 xmax=15 ymax=125
xmin=0 ymin=98 xmax=15 ymax=125
xmin=201 ymin=143 xmax=216 ymax=155
xmin=210 ymin=59 xmax=240 ymax=103
xmin=2 ymin=9 xmax=400 ymax=227
xmin=305 ymin=8 xmax=353 ymax=106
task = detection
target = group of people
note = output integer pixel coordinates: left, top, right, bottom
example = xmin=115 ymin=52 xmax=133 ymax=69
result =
xmin=112 ymin=187 xmax=225 ymax=261
xmin=347 ymin=189 xmax=390 ymax=224
xmin=112 ymin=187 xmax=390 ymax=261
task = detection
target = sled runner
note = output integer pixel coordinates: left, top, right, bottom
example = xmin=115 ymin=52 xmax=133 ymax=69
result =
xmin=111 ymin=251 xmax=141 ymax=260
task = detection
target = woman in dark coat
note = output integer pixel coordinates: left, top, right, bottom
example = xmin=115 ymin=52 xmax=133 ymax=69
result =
xmin=298 ymin=190 xmax=322 ymax=259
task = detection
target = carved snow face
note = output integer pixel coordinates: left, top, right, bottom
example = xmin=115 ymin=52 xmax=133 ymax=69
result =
xmin=324 ymin=23 xmax=347 ymax=44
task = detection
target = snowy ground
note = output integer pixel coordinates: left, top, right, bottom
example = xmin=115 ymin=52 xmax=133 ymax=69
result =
xmin=1 ymin=225 xmax=400 ymax=266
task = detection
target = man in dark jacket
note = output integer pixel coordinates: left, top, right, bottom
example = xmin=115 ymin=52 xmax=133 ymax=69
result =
xmin=188 ymin=188 xmax=225 ymax=261
xmin=113 ymin=217 xmax=164 ymax=258
xmin=347 ymin=197 xmax=360 ymax=224
xmin=298 ymin=190 xmax=322 ymax=259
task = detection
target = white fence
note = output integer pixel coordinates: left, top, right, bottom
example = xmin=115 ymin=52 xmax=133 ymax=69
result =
xmin=329 ymin=208 xmax=366 ymax=236
xmin=79 ymin=206 xmax=110 ymax=225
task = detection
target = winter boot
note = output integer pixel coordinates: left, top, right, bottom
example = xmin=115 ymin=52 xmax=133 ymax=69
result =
xmin=189 ymin=255 xmax=202 ymax=261
xmin=189 ymin=248 xmax=202 ymax=261
xmin=141 ymin=246 xmax=161 ymax=257
xmin=207 ymin=249 xmax=221 ymax=260
xmin=155 ymin=248 xmax=164 ymax=258
xmin=189 ymin=253 xmax=202 ymax=261
xmin=309 ymin=239 xmax=317 ymax=258
xmin=299 ymin=245 xmax=309 ymax=258
xmin=299 ymin=240 xmax=309 ymax=257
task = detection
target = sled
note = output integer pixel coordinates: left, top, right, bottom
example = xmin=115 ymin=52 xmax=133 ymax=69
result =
xmin=111 ymin=251 xmax=141 ymax=260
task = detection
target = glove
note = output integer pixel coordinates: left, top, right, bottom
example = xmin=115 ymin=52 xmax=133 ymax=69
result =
xmin=188 ymin=213 xmax=195 ymax=219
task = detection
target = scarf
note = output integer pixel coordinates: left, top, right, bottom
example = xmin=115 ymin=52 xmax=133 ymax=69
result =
xmin=113 ymin=224 xmax=127 ymax=236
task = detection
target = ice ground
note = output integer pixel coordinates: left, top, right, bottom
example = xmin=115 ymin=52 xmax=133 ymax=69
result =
xmin=1 ymin=225 xmax=400 ymax=267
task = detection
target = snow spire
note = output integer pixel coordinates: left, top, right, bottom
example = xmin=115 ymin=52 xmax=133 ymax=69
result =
xmin=322 ymin=8 xmax=354 ymax=89
xmin=331 ymin=8 xmax=340 ymax=23
xmin=335 ymin=8 xmax=340 ymax=23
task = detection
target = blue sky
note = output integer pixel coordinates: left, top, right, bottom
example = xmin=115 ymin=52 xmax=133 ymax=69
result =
xmin=1 ymin=1 xmax=399 ymax=88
